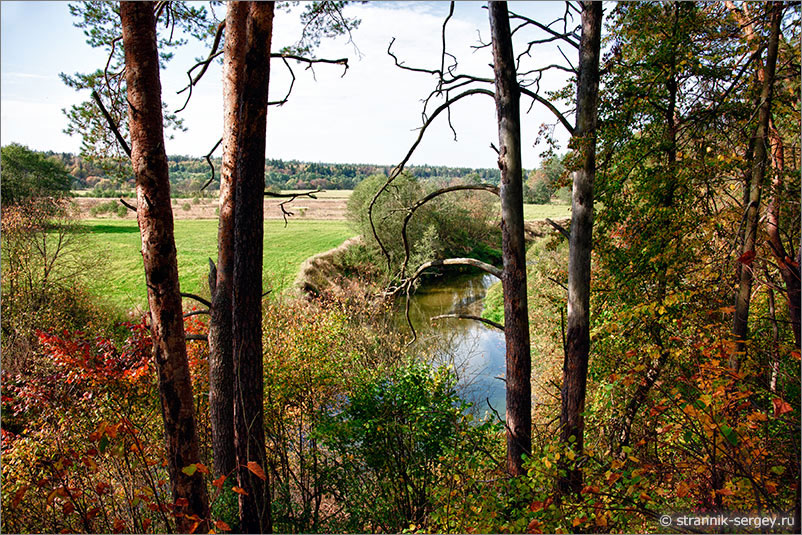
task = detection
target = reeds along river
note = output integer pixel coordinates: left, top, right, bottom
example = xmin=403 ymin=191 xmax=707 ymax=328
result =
xmin=395 ymin=272 xmax=507 ymax=416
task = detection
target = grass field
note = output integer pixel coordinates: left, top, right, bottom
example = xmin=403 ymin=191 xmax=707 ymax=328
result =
xmin=75 ymin=219 xmax=355 ymax=310
xmin=522 ymin=203 xmax=571 ymax=221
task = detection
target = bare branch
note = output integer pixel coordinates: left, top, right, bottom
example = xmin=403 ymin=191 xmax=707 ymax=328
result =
xmin=272 ymin=52 xmax=349 ymax=75
xmin=265 ymin=189 xmax=322 ymax=227
xmin=200 ymin=137 xmax=223 ymax=191
xmin=519 ymin=86 xmax=575 ymax=136
xmin=183 ymin=309 xmax=210 ymax=318
xmin=92 ymin=90 xmax=131 ymax=157
xmin=268 ymin=57 xmax=296 ymax=106
xmin=368 ymin=88 xmax=495 ymax=271
xmin=119 ymin=198 xmax=137 ymax=212
xmin=431 ymin=314 xmax=504 ymax=331
xmin=175 ymin=20 xmax=226 ymax=112
xmin=399 ymin=184 xmax=499 ymax=278
xmin=545 ymin=217 xmax=570 ymax=240
xmin=410 ymin=257 xmax=503 ymax=282
xmin=185 ymin=334 xmax=209 ymax=342
xmin=508 ymin=10 xmax=580 ymax=49
xmin=180 ymin=292 xmax=212 ymax=309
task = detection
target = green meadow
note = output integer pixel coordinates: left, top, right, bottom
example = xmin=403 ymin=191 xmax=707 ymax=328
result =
xmin=75 ymin=219 xmax=355 ymax=310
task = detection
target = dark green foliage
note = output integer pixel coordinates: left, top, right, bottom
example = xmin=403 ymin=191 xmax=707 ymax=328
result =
xmin=1 ymin=144 xmax=72 ymax=205
xmin=316 ymin=361 xmax=474 ymax=532
xmin=348 ymin=173 xmax=500 ymax=279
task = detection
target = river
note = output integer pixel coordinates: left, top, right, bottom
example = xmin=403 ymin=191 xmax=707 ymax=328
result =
xmin=395 ymin=272 xmax=507 ymax=415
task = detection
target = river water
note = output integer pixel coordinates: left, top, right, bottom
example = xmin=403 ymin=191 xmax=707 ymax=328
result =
xmin=395 ymin=272 xmax=507 ymax=415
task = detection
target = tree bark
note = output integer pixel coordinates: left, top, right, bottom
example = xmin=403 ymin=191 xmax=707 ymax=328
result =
xmin=731 ymin=2 xmax=782 ymax=370
xmin=766 ymin=122 xmax=801 ymax=348
xmin=232 ymin=2 xmax=275 ymax=532
xmin=120 ymin=2 xmax=209 ymax=531
xmin=488 ymin=0 xmax=531 ymax=477
xmin=559 ymin=0 xmax=602 ymax=495
xmin=208 ymin=0 xmax=249 ymax=481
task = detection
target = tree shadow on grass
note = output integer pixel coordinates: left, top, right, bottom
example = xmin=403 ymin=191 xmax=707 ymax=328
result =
xmin=72 ymin=223 xmax=140 ymax=235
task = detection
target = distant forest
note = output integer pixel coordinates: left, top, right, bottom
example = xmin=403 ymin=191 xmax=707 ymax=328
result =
xmin=45 ymin=151 xmax=503 ymax=196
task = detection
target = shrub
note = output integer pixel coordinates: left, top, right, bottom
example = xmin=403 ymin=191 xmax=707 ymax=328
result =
xmin=1 ymin=199 xmax=117 ymax=371
xmin=316 ymin=360 xmax=486 ymax=533
xmin=347 ymin=173 xmax=500 ymax=281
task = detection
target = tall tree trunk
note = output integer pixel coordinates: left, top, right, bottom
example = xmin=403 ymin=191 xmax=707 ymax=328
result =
xmin=208 ymin=0 xmax=249 ymax=480
xmin=120 ymin=2 xmax=209 ymax=531
xmin=232 ymin=2 xmax=275 ymax=532
xmin=488 ymin=0 xmax=531 ymax=477
xmin=766 ymin=119 xmax=801 ymax=348
xmin=731 ymin=2 xmax=782 ymax=370
xmin=559 ymin=0 xmax=602 ymax=495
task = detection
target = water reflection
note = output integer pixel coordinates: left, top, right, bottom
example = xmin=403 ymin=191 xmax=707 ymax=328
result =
xmin=396 ymin=272 xmax=507 ymax=416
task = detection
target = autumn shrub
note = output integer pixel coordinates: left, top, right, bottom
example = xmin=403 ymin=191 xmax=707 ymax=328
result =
xmin=261 ymin=294 xmax=407 ymax=532
xmin=1 ymin=319 xmax=244 ymax=534
xmin=1 ymin=199 xmax=119 ymax=372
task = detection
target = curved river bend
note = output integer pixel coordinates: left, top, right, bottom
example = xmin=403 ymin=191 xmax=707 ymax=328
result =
xmin=395 ymin=272 xmax=506 ymax=414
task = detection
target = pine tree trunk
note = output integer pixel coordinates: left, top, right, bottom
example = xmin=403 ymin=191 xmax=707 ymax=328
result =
xmin=119 ymin=2 xmax=209 ymax=531
xmin=732 ymin=2 xmax=782 ymax=370
xmin=559 ymin=0 xmax=602 ymax=495
xmin=488 ymin=0 xmax=531 ymax=477
xmin=232 ymin=2 xmax=275 ymax=532
xmin=208 ymin=0 xmax=249 ymax=480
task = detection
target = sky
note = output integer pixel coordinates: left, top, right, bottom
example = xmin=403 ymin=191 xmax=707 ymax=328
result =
xmin=1 ymin=1 xmax=576 ymax=169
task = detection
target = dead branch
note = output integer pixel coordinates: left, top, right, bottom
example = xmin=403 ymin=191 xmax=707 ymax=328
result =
xmin=265 ymin=189 xmax=322 ymax=227
xmin=368 ymin=88 xmax=495 ymax=271
xmin=548 ymin=276 xmax=568 ymax=292
xmin=180 ymin=292 xmax=211 ymax=308
xmin=545 ymin=217 xmax=570 ymax=240
xmin=431 ymin=314 xmax=504 ymax=331
xmin=183 ymin=309 xmax=210 ymax=318
xmin=92 ymin=90 xmax=131 ymax=157
xmin=519 ymin=86 xmax=574 ymax=135
xmin=409 ymin=258 xmax=503 ymax=283
xmin=185 ymin=334 xmax=209 ymax=342
xmin=119 ymin=198 xmax=137 ymax=212
xmin=175 ymin=20 xmax=226 ymax=113
xmin=268 ymin=57 xmax=296 ymax=106
xmin=200 ymin=137 xmax=223 ymax=191
xmin=399 ymin=184 xmax=500 ymax=278
xmin=508 ymin=10 xmax=580 ymax=49
xmin=273 ymin=53 xmax=349 ymax=75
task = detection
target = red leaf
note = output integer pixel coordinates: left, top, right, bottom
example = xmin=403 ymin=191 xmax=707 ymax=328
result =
xmin=773 ymin=398 xmax=793 ymax=417
xmin=142 ymin=518 xmax=151 ymax=531
xmin=737 ymin=250 xmax=756 ymax=265
xmin=175 ymin=497 xmax=190 ymax=507
xmin=215 ymin=520 xmax=232 ymax=531
xmin=246 ymin=461 xmax=267 ymax=481
xmin=189 ymin=520 xmax=201 ymax=534
xmin=11 ymin=485 xmax=28 ymax=508
xmin=232 ymin=486 xmax=248 ymax=496
xmin=63 ymin=501 xmax=75 ymax=515
xmin=195 ymin=462 xmax=209 ymax=475
xmin=212 ymin=475 xmax=226 ymax=489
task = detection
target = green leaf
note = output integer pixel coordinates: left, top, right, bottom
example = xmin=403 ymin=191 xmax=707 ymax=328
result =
xmin=720 ymin=425 xmax=739 ymax=446
xmin=182 ymin=464 xmax=198 ymax=476
xmin=99 ymin=435 xmax=109 ymax=454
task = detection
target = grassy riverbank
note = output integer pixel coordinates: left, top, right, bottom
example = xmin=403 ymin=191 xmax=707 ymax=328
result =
xmin=74 ymin=219 xmax=354 ymax=309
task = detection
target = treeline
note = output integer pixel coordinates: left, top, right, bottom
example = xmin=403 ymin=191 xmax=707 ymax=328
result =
xmin=42 ymin=151 xmax=502 ymax=196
